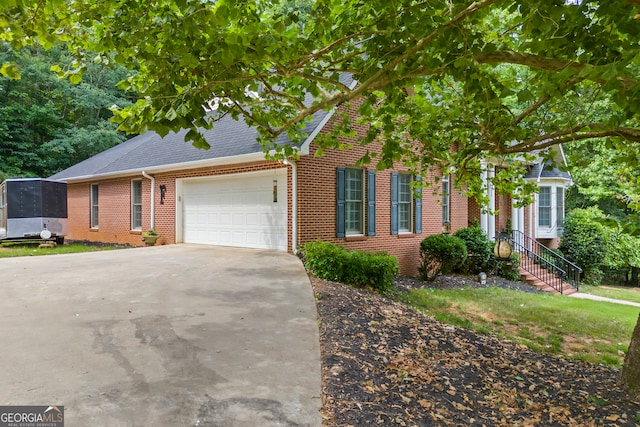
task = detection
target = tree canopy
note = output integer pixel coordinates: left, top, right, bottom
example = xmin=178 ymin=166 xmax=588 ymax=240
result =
xmin=0 ymin=43 xmax=132 ymax=179
xmin=1 ymin=0 xmax=638 ymax=201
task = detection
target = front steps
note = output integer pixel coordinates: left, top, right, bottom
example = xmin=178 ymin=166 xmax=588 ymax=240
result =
xmin=519 ymin=257 xmax=578 ymax=295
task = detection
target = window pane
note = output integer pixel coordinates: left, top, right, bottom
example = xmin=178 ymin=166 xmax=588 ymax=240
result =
xmin=538 ymin=187 xmax=551 ymax=227
xmin=133 ymin=180 xmax=142 ymax=204
xmin=398 ymin=174 xmax=411 ymax=202
xmin=556 ymin=187 xmax=564 ymax=226
xmin=346 ymin=203 xmax=362 ymax=233
xmin=398 ymin=204 xmax=411 ymax=231
xmin=539 ymin=187 xmax=551 ymax=207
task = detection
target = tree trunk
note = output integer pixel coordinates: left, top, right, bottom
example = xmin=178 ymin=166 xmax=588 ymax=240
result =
xmin=620 ymin=313 xmax=640 ymax=398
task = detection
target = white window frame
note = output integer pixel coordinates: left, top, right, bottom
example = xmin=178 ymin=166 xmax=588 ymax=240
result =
xmin=535 ymin=182 xmax=566 ymax=238
xmin=131 ymin=179 xmax=143 ymax=230
xmin=442 ymin=175 xmax=450 ymax=225
xmin=90 ymin=183 xmax=99 ymax=228
xmin=538 ymin=186 xmax=552 ymax=227
xmin=398 ymin=173 xmax=413 ymax=233
xmin=345 ymin=168 xmax=364 ymax=235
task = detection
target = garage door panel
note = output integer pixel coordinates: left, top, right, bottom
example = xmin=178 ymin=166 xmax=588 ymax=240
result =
xmin=182 ymin=170 xmax=287 ymax=250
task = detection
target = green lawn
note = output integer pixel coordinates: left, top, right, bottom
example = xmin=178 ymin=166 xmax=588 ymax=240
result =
xmin=0 ymin=242 xmax=126 ymax=258
xmin=398 ymin=286 xmax=639 ymax=368
xmin=580 ymin=284 xmax=640 ymax=304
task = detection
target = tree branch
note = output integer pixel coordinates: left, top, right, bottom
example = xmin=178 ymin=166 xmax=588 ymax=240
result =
xmin=475 ymin=50 xmax=637 ymax=89
xmin=506 ymin=125 xmax=640 ymax=153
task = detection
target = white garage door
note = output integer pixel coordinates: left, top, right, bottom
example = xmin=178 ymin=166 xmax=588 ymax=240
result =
xmin=182 ymin=169 xmax=288 ymax=250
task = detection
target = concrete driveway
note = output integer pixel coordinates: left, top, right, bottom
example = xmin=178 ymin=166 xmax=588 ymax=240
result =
xmin=0 ymin=244 xmax=321 ymax=426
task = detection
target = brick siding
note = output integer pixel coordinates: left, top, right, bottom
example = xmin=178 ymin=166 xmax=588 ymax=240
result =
xmin=296 ymin=102 xmax=468 ymax=275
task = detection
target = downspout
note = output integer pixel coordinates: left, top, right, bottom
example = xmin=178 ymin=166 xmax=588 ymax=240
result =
xmin=283 ymin=159 xmax=297 ymax=254
xmin=141 ymin=171 xmax=155 ymax=230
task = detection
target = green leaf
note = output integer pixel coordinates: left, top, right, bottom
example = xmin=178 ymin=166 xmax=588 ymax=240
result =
xmin=0 ymin=62 xmax=20 ymax=79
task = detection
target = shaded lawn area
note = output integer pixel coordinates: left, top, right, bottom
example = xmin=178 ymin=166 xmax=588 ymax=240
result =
xmin=399 ymin=286 xmax=637 ymax=368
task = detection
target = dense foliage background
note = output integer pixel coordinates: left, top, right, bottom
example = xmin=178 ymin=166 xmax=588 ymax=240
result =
xmin=0 ymin=43 xmax=133 ymax=180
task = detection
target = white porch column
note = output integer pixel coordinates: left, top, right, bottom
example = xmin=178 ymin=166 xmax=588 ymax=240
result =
xmin=487 ymin=165 xmax=496 ymax=240
xmin=511 ymin=204 xmax=519 ymax=233
xmin=480 ymin=161 xmax=489 ymax=236
xmin=518 ymin=206 xmax=525 ymax=234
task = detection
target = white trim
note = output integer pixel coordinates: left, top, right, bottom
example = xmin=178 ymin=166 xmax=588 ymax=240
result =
xmin=283 ymin=159 xmax=297 ymax=253
xmin=487 ymin=166 xmax=495 ymax=240
xmin=299 ymin=110 xmax=337 ymax=155
xmin=58 ymin=151 xmax=271 ymax=183
xmin=299 ymin=80 xmax=358 ymax=155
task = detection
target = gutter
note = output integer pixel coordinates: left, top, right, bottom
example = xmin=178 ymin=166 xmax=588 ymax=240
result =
xmin=53 ymin=151 xmax=270 ymax=184
xmin=141 ymin=171 xmax=155 ymax=230
xmin=283 ymin=159 xmax=297 ymax=254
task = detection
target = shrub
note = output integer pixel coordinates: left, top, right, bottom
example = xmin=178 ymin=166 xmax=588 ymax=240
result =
xmin=453 ymin=225 xmax=494 ymax=274
xmin=419 ymin=234 xmax=467 ymax=281
xmin=559 ymin=207 xmax=607 ymax=285
xmin=494 ymin=252 xmax=522 ymax=281
xmin=301 ymin=241 xmax=399 ymax=293
xmin=300 ymin=240 xmax=346 ymax=281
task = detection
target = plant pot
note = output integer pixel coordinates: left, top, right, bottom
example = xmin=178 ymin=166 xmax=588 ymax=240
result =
xmin=142 ymin=235 xmax=159 ymax=246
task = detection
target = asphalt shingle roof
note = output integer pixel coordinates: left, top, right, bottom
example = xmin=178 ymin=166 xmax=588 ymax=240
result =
xmin=524 ymin=160 xmax=572 ymax=180
xmin=50 ymin=73 xmax=354 ymax=181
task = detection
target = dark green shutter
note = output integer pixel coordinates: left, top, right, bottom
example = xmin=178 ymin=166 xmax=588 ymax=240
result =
xmin=415 ymin=175 xmax=422 ymax=234
xmin=336 ymin=168 xmax=345 ymax=238
xmin=391 ymin=172 xmax=398 ymax=235
xmin=367 ymin=170 xmax=376 ymax=236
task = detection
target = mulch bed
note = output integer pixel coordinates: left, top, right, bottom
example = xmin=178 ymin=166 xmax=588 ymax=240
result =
xmin=312 ymin=275 xmax=640 ymax=426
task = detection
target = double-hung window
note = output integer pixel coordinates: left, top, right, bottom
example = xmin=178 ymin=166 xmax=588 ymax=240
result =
xmin=336 ymin=168 xmax=376 ymax=237
xmin=442 ymin=175 xmax=450 ymax=225
xmin=397 ymin=173 xmax=413 ymax=233
xmin=391 ymin=172 xmax=422 ymax=235
xmin=345 ymin=169 xmax=363 ymax=234
xmin=90 ymin=184 xmax=99 ymax=228
xmin=538 ymin=186 xmax=552 ymax=227
xmin=132 ymin=179 xmax=142 ymax=230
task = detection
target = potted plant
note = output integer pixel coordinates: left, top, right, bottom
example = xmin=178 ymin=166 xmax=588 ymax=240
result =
xmin=141 ymin=229 xmax=160 ymax=246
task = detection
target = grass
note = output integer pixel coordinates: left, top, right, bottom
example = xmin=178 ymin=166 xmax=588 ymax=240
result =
xmin=0 ymin=242 xmax=126 ymax=258
xmin=397 ymin=286 xmax=638 ymax=368
xmin=580 ymin=284 xmax=640 ymax=304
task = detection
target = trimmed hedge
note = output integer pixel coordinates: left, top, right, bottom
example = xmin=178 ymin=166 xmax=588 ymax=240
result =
xmin=418 ymin=233 xmax=467 ymax=281
xmin=301 ymin=241 xmax=399 ymax=293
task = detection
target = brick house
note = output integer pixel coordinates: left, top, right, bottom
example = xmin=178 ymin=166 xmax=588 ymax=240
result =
xmin=50 ymin=101 xmax=570 ymax=275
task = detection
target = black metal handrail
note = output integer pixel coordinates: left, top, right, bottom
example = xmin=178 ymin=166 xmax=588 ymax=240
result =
xmin=511 ymin=230 xmax=582 ymax=294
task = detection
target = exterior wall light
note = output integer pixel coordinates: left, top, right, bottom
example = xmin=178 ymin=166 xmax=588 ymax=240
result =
xmin=494 ymin=230 xmax=513 ymax=260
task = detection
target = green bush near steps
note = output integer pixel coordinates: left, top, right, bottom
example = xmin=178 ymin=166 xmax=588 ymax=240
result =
xmin=301 ymin=241 xmax=399 ymax=293
xmin=418 ymin=233 xmax=468 ymax=281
